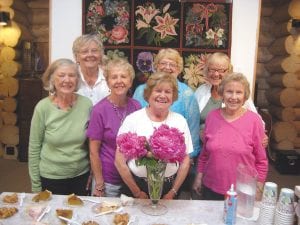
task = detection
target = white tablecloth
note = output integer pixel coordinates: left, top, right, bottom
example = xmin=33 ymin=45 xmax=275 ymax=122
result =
xmin=0 ymin=192 xmax=258 ymax=225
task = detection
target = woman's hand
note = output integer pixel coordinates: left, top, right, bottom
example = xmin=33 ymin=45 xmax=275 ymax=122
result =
xmin=163 ymin=189 xmax=176 ymax=200
xmin=262 ymin=133 xmax=268 ymax=148
xmin=192 ymin=173 xmax=203 ymax=195
xmin=92 ymin=188 xmax=105 ymax=197
xmin=134 ymin=190 xmax=148 ymax=199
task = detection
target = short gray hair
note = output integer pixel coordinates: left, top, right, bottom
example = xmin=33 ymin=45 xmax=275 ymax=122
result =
xmin=42 ymin=58 xmax=80 ymax=94
xmin=72 ymin=34 xmax=104 ymax=64
xmin=218 ymin=72 xmax=250 ymax=101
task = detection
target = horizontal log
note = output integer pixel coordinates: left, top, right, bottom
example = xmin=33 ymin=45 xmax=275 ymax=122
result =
xmin=12 ymin=8 xmax=30 ymax=27
xmin=258 ymin=32 xmax=275 ymax=47
xmin=17 ymin=23 xmax=34 ymax=41
xmin=256 ymin=63 xmax=270 ymax=78
xmin=291 ymin=121 xmax=300 ymax=134
xmin=260 ymin=17 xmax=275 ymax=34
xmin=273 ymin=22 xmax=292 ymax=38
xmin=269 ymin=106 xmax=295 ymax=121
xmin=265 ymin=55 xmax=300 ymax=73
xmin=288 ymin=0 xmax=300 ymax=19
xmin=30 ymin=9 xmax=49 ymax=25
xmin=266 ymin=87 xmax=299 ymax=107
xmin=267 ymin=73 xmax=300 ymax=88
xmin=0 ymin=125 xmax=19 ymax=145
xmin=295 ymin=108 xmax=300 ymax=120
xmin=257 ymin=47 xmax=273 ymax=63
xmin=261 ymin=5 xmax=273 ymax=17
xmin=294 ymin=137 xmax=300 ymax=148
xmin=27 ymin=0 xmax=49 ymax=9
xmin=268 ymin=36 xmax=294 ymax=56
xmin=256 ymin=78 xmax=270 ymax=90
xmin=272 ymin=121 xmax=297 ymax=142
xmin=271 ymin=140 xmax=294 ymax=150
xmin=11 ymin=0 xmax=30 ymax=14
xmin=272 ymin=2 xmax=290 ymax=23
xmin=1 ymin=112 xmax=17 ymax=125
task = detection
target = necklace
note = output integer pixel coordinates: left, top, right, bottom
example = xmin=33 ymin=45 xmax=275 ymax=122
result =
xmin=108 ymin=97 xmax=128 ymax=124
xmin=52 ymin=95 xmax=75 ymax=111
xmin=146 ymin=107 xmax=169 ymax=128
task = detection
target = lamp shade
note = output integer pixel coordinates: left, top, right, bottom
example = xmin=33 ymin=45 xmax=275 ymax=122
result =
xmin=0 ymin=12 xmax=10 ymax=26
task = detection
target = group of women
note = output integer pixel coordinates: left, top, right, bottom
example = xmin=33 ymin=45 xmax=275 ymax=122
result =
xmin=28 ymin=34 xmax=268 ymax=201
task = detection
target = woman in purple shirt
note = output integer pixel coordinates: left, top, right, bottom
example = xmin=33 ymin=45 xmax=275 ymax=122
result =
xmin=86 ymin=58 xmax=141 ymax=197
xmin=192 ymin=73 xmax=268 ymax=200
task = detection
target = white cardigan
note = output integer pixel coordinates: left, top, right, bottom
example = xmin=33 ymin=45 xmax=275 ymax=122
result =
xmin=194 ymin=83 xmax=258 ymax=114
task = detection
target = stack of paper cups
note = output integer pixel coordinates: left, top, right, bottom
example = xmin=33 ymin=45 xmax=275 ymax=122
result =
xmin=274 ymin=188 xmax=295 ymax=225
xmin=258 ymin=182 xmax=278 ymax=225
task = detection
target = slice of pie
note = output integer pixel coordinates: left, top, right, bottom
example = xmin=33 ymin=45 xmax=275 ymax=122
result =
xmin=82 ymin=221 xmax=99 ymax=225
xmin=0 ymin=207 xmax=18 ymax=219
xmin=32 ymin=190 xmax=52 ymax=202
xmin=56 ymin=209 xmax=73 ymax=225
xmin=2 ymin=193 xmax=18 ymax=204
xmin=67 ymin=194 xmax=83 ymax=206
xmin=113 ymin=213 xmax=129 ymax=225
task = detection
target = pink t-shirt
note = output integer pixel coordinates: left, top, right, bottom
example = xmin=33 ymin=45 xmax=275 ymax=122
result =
xmin=197 ymin=109 xmax=268 ymax=195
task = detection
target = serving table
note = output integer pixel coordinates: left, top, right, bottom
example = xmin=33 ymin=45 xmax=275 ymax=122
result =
xmin=0 ymin=192 xmax=258 ymax=225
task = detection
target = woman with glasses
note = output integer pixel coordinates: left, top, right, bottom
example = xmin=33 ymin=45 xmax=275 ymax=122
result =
xmin=193 ymin=73 xmax=268 ymax=201
xmin=195 ymin=52 xmax=258 ymax=143
xmin=133 ymin=48 xmax=200 ymax=160
xmin=72 ymin=34 xmax=110 ymax=105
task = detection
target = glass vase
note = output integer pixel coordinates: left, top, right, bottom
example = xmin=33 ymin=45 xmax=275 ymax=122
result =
xmin=141 ymin=161 xmax=168 ymax=216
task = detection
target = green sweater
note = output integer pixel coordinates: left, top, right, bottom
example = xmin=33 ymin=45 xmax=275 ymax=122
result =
xmin=28 ymin=95 xmax=92 ymax=192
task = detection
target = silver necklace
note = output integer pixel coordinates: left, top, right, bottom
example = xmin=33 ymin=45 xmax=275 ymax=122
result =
xmin=109 ymin=98 xmax=128 ymax=124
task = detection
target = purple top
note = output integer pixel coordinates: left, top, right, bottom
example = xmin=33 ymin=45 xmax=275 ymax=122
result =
xmin=197 ymin=109 xmax=268 ymax=195
xmin=86 ymin=97 xmax=141 ymax=184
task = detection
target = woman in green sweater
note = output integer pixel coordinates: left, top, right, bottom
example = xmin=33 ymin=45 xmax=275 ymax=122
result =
xmin=28 ymin=58 xmax=93 ymax=195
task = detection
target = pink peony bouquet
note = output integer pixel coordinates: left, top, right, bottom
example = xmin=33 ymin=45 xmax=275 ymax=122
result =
xmin=116 ymin=124 xmax=186 ymax=166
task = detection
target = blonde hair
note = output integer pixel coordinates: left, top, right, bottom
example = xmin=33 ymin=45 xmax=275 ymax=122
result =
xmin=72 ymin=34 xmax=104 ymax=64
xmin=104 ymin=57 xmax=135 ymax=81
xmin=218 ymin=72 xmax=250 ymax=100
xmin=153 ymin=48 xmax=183 ymax=73
xmin=42 ymin=58 xmax=80 ymax=94
xmin=204 ymin=52 xmax=233 ymax=76
xmin=144 ymin=71 xmax=178 ymax=103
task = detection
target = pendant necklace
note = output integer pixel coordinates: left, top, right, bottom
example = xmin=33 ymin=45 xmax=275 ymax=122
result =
xmin=109 ymin=97 xmax=128 ymax=124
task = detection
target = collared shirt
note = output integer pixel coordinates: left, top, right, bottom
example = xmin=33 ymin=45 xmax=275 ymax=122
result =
xmin=77 ymin=68 xmax=110 ymax=105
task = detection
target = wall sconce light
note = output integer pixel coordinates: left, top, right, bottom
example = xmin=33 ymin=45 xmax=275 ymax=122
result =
xmin=0 ymin=12 xmax=10 ymax=26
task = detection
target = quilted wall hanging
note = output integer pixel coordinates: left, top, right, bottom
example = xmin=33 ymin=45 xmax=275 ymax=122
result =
xmin=83 ymin=0 xmax=232 ymax=90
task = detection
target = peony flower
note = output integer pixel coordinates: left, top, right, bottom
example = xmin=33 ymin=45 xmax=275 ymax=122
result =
xmin=110 ymin=25 xmax=128 ymax=44
xmin=117 ymin=132 xmax=147 ymax=160
xmin=117 ymin=125 xmax=186 ymax=167
xmin=149 ymin=124 xmax=186 ymax=163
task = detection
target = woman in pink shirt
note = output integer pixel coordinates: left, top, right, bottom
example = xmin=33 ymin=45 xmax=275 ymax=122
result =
xmin=192 ymin=73 xmax=268 ymax=200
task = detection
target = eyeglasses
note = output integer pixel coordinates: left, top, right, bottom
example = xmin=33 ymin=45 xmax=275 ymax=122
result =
xmin=79 ymin=48 xmax=100 ymax=55
xmin=158 ymin=61 xmax=178 ymax=69
xmin=208 ymin=68 xmax=228 ymax=73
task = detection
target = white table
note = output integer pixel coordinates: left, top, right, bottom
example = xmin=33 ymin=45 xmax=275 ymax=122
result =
xmin=0 ymin=192 xmax=258 ymax=225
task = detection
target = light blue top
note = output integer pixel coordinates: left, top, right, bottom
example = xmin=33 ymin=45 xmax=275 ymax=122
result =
xmin=133 ymin=80 xmax=201 ymax=158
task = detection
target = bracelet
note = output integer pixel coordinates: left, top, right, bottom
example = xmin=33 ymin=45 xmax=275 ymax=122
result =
xmin=95 ymin=183 xmax=105 ymax=192
xmin=171 ymin=188 xmax=177 ymax=196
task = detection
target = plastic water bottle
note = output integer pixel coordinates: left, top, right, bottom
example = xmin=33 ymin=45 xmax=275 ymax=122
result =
xmin=223 ymin=184 xmax=237 ymax=225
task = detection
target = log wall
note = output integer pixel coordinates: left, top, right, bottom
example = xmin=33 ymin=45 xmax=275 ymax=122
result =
xmin=256 ymin=0 xmax=300 ymax=151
